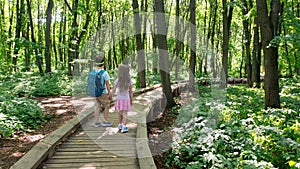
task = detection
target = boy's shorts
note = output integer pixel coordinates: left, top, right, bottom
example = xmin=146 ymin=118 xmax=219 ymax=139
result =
xmin=96 ymin=94 xmax=110 ymax=108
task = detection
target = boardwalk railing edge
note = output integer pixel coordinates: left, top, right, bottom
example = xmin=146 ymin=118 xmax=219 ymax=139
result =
xmin=136 ymin=82 xmax=188 ymax=169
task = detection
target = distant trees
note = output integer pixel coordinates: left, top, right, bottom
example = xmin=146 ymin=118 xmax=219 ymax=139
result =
xmin=1 ymin=0 xmax=300 ymax=108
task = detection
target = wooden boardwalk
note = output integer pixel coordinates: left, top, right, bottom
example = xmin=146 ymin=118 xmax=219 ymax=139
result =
xmin=11 ymin=83 xmax=186 ymax=169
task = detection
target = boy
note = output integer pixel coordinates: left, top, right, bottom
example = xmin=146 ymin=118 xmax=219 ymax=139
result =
xmin=92 ymin=56 xmax=112 ymax=127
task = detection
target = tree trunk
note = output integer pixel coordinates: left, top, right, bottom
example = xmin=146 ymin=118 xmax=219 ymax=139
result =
xmin=67 ymin=0 xmax=90 ymax=76
xmin=142 ymin=0 xmax=148 ymax=66
xmin=0 ymin=1 xmax=5 ymax=70
xmin=13 ymin=0 xmax=24 ymax=72
xmin=189 ymin=0 xmax=196 ymax=90
xmin=111 ymin=12 xmax=117 ymax=69
xmin=151 ymin=27 xmax=158 ymax=74
xmin=52 ymin=7 xmax=58 ymax=70
xmin=7 ymin=1 xmax=14 ymax=72
xmin=37 ymin=0 xmax=43 ymax=66
xmin=252 ymin=17 xmax=260 ymax=87
xmin=256 ymin=0 xmax=281 ymax=108
xmin=45 ymin=0 xmax=53 ymax=73
xmin=155 ymin=0 xmax=176 ymax=108
xmin=67 ymin=0 xmax=78 ymax=76
xmin=174 ymin=0 xmax=180 ymax=80
xmin=295 ymin=2 xmax=300 ymax=76
xmin=24 ymin=24 xmax=30 ymax=71
xmin=239 ymin=46 xmax=244 ymax=78
xmin=27 ymin=0 xmax=43 ymax=75
xmin=211 ymin=1 xmax=218 ymax=78
xmin=221 ymin=0 xmax=233 ymax=87
xmin=132 ymin=0 xmax=146 ymax=88
xmin=203 ymin=0 xmax=208 ymax=75
xmin=242 ymin=0 xmax=252 ymax=87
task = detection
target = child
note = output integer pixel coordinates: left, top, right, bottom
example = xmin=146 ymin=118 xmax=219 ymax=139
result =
xmin=110 ymin=64 xmax=133 ymax=133
xmin=92 ymin=56 xmax=113 ymax=127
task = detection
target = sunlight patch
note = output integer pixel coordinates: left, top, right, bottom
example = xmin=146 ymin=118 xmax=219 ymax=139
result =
xmin=19 ymin=134 xmax=45 ymax=142
xmin=11 ymin=151 xmax=24 ymax=158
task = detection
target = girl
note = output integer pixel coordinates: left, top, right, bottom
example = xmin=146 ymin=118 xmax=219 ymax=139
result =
xmin=111 ymin=64 xmax=133 ymax=133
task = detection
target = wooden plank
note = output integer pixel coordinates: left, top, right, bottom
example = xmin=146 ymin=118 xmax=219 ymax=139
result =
xmin=45 ymin=165 xmax=139 ymax=169
xmin=53 ymin=151 xmax=136 ymax=157
xmin=47 ymin=157 xmax=137 ymax=163
xmin=68 ymin=134 xmax=136 ymax=140
xmin=62 ymin=140 xmax=135 ymax=145
xmin=56 ymin=147 xmax=136 ymax=152
xmin=44 ymin=161 xmax=139 ymax=168
xmin=51 ymin=154 xmax=137 ymax=159
xmin=59 ymin=144 xmax=136 ymax=149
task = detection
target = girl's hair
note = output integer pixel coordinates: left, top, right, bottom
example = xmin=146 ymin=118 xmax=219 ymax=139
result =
xmin=118 ymin=64 xmax=130 ymax=92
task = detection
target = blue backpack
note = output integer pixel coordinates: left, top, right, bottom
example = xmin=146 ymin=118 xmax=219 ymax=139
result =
xmin=87 ymin=69 xmax=106 ymax=97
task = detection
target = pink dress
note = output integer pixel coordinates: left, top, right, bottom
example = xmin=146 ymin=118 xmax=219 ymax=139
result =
xmin=114 ymin=79 xmax=133 ymax=111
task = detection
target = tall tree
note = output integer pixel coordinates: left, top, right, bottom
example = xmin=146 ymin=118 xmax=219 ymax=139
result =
xmin=241 ymin=0 xmax=252 ymax=87
xmin=7 ymin=1 xmax=14 ymax=72
xmin=210 ymin=0 xmax=218 ymax=78
xmin=45 ymin=0 xmax=53 ymax=73
xmin=221 ymin=0 xmax=233 ymax=86
xmin=256 ymin=0 xmax=281 ymax=108
xmin=189 ymin=0 xmax=196 ymax=89
xmin=174 ymin=0 xmax=181 ymax=79
xmin=58 ymin=4 xmax=66 ymax=69
xmin=27 ymin=0 xmax=44 ymax=75
xmin=13 ymin=0 xmax=25 ymax=71
xmin=295 ymin=2 xmax=300 ymax=76
xmin=132 ymin=0 xmax=146 ymax=88
xmin=251 ymin=17 xmax=261 ymax=87
xmin=155 ymin=0 xmax=176 ymax=108
xmin=66 ymin=0 xmax=91 ymax=76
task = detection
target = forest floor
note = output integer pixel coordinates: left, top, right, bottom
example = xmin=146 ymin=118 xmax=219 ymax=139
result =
xmin=0 ymin=96 xmax=77 ymax=169
xmin=0 ymin=95 xmax=178 ymax=169
xmin=147 ymin=108 xmax=181 ymax=169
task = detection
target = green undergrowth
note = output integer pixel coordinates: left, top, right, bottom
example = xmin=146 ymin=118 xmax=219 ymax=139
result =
xmin=167 ymin=78 xmax=300 ymax=169
xmin=0 ymin=71 xmax=72 ymax=138
xmin=0 ymin=95 xmax=52 ymax=137
xmin=2 ymin=71 xmax=72 ymax=97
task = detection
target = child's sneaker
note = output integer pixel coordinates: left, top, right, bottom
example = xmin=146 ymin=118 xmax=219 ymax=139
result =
xmin=121 ymin=126 xmax=129 ymax=133
xmin=94 ymin=122 xmax=101 ymax=128
xmin=102 ymin=121 xmax=113 ymax=127
xmin=118 ymin=124 xmax=123 ymax=130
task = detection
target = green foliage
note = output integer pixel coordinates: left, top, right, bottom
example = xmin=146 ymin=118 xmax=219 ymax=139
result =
xmin=1 ymin=72 xmax=72 ymax=97
xmin=167 ymin=78 xmax=300 ymax=169
xmin=0 ymin=95 xmax=51 ymax=138
xmin=0 ymin=71 xmax=72 ymax=137
xmin=146 ymin=70 xmax=161 ymax=86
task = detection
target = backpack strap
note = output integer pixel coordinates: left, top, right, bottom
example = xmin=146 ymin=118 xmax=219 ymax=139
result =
xmin=98 ymin=70 xmax=105 ymax=80
xmin=99 ymin=69 xmax=105 ymax=75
